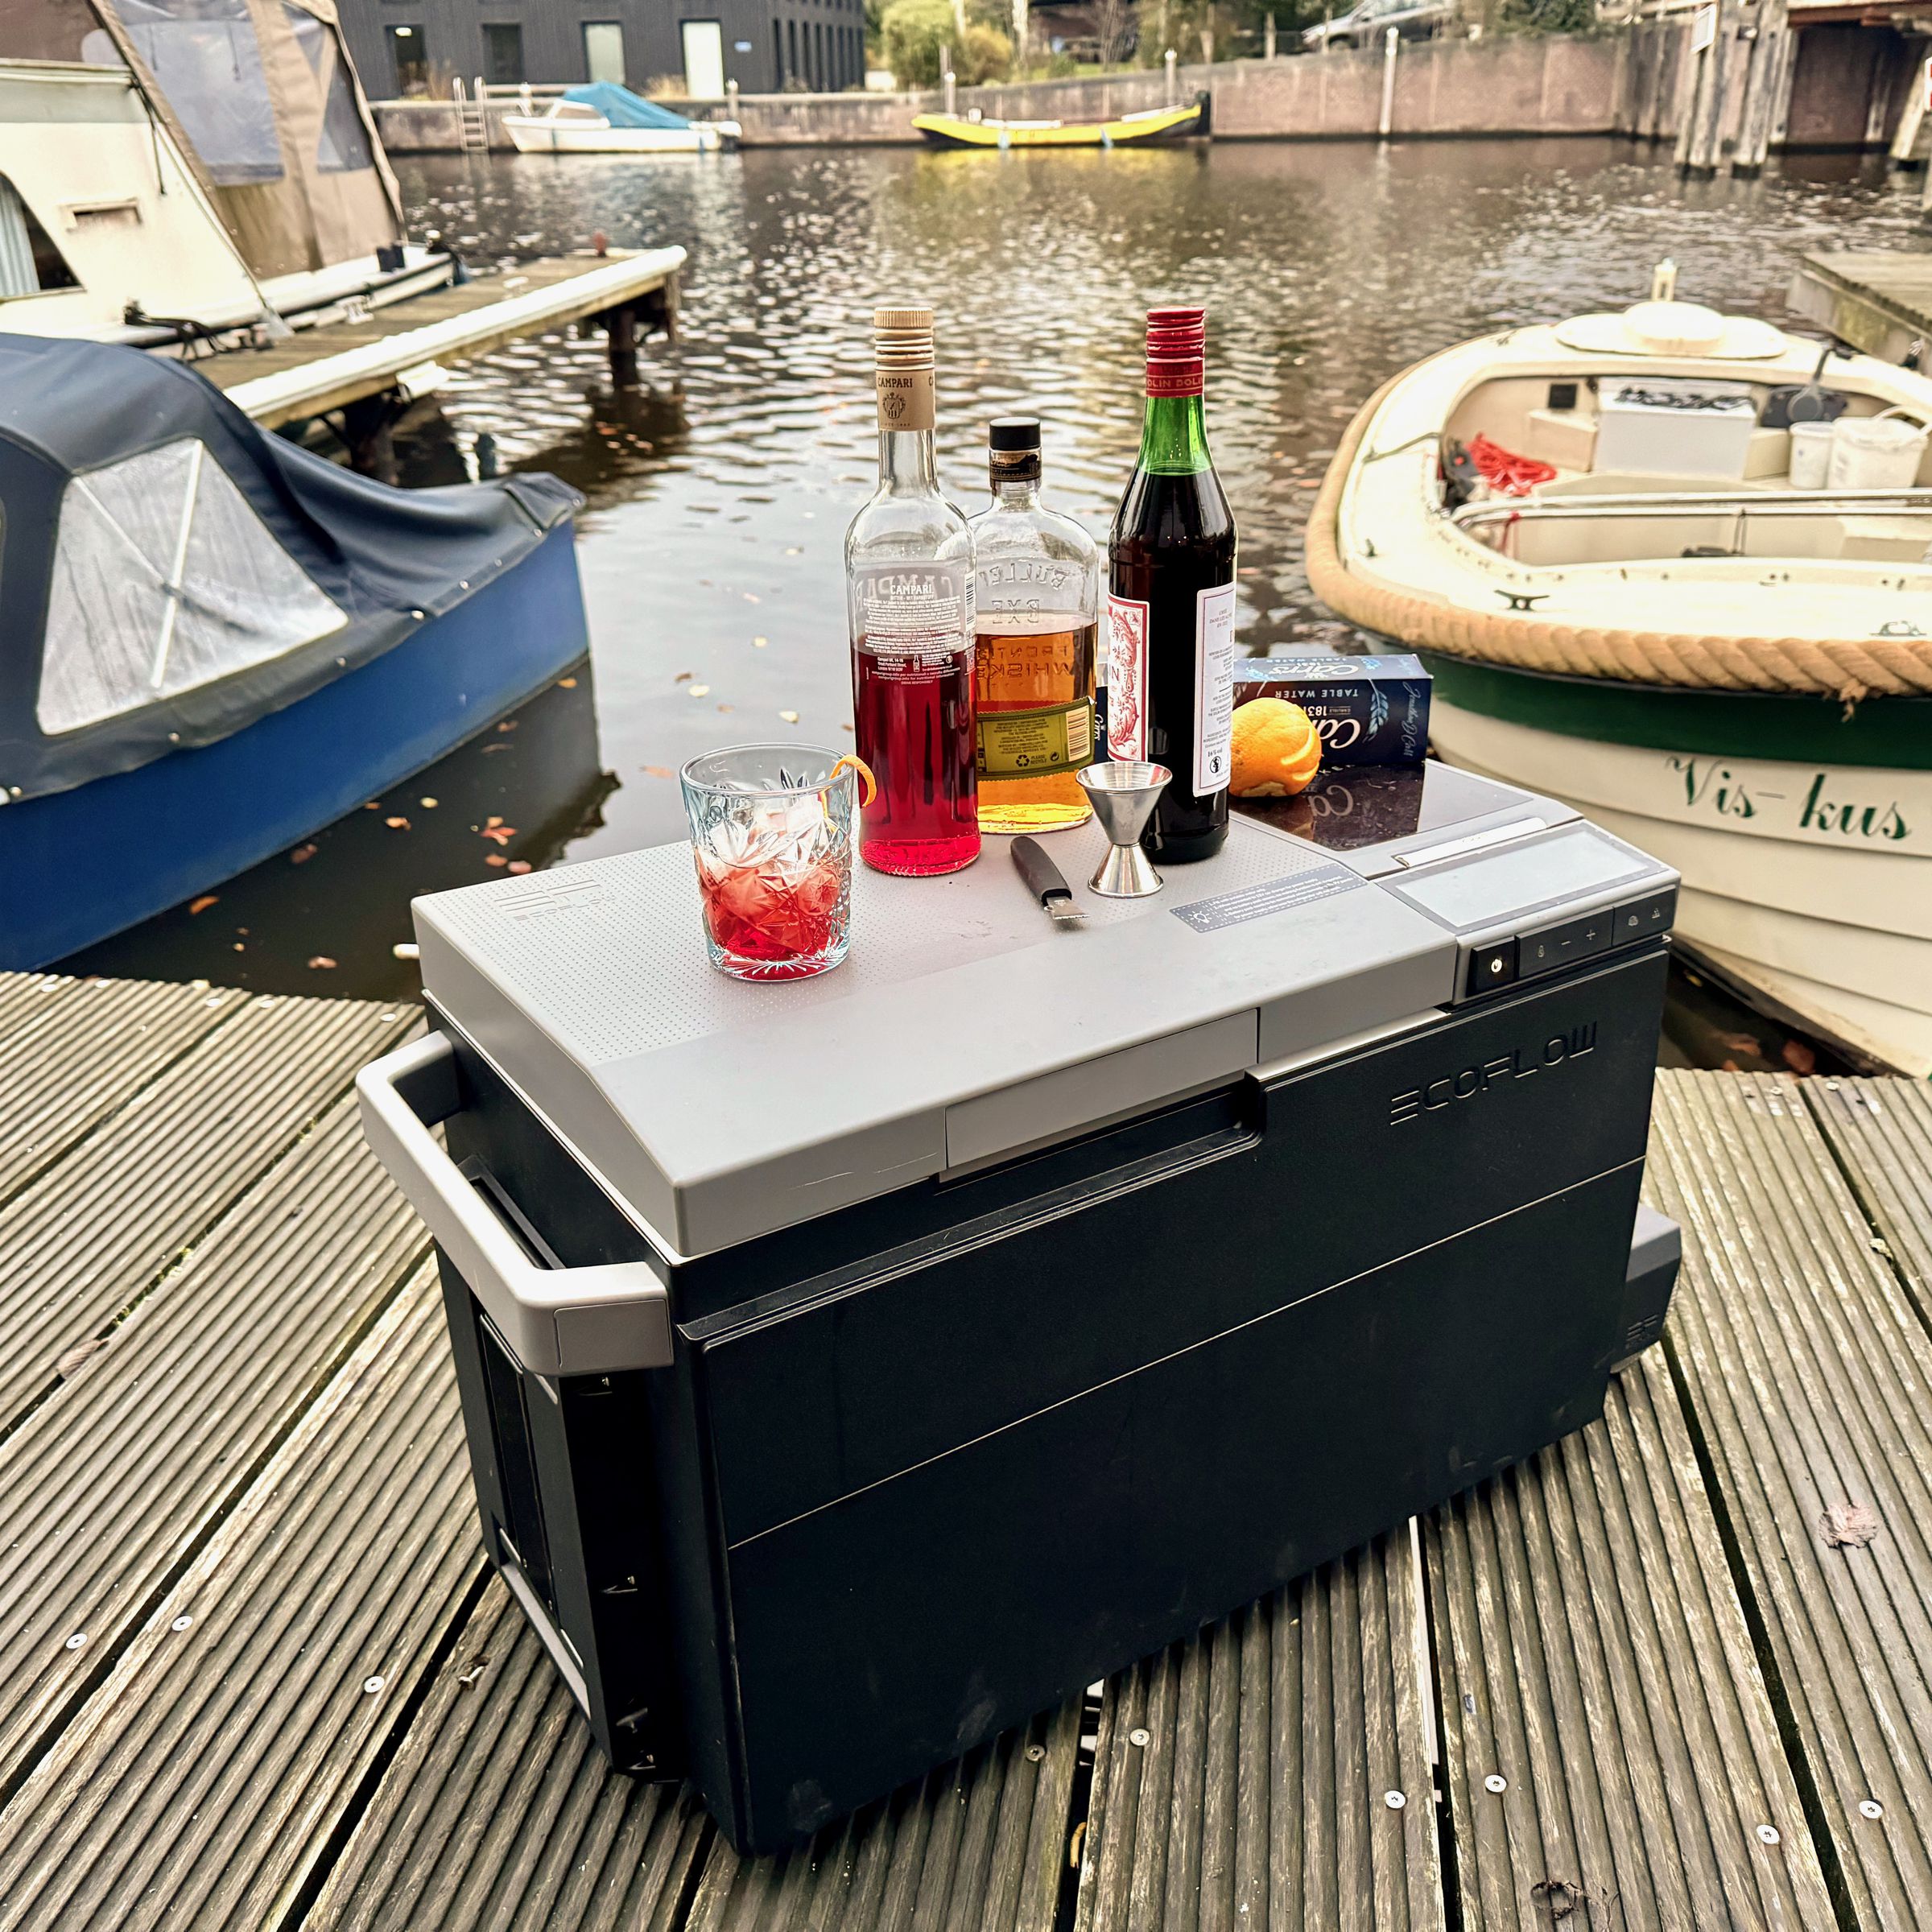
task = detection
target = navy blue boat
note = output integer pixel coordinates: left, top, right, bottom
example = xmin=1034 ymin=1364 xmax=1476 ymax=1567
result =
xmin=0 ymin=336 xmax=588 ymax=970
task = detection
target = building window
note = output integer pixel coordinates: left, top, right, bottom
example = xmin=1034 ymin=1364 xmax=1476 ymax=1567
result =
xmin=386 ymin=23 xmax=427 ymax=97
xmin=481 ymin=22 xmax=523 ymax=85
xmin=786 ymin=18 xmax=798 ymax=85
xmin=119 ymin=0 xmax=283 ymax=184
xmin=680 ymin=19 xmax=724 ymax=97
xmin=583 ymin=20 xmax=625 ymax=83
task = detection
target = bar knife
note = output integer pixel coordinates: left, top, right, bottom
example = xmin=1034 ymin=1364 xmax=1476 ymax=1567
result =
xmin=1010 ymin=837 xmax=1084 ymax=928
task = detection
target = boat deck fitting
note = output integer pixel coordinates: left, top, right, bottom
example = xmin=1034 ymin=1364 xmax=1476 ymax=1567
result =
xmin=0 ymin=972 xmax=1930 ymax=1929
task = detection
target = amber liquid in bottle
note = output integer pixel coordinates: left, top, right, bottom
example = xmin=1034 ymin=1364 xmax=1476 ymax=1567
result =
xmin=972 ymin=617 xmax=1100 ymax=833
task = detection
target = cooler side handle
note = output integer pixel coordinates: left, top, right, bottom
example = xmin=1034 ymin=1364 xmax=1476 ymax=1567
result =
xmin=357 ymin=1032 xmax=674 ymax=1377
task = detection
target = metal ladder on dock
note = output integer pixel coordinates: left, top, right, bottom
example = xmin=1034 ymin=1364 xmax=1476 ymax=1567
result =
xmin=452 ymin=77 xmax=487 ymax=155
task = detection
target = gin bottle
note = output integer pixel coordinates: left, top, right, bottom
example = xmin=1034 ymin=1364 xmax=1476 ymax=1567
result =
xmin=844 ymin=306 xmax=980 ymax=876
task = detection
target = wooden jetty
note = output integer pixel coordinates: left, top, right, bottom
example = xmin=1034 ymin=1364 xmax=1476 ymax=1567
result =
xmin=1789 ymin=251 xmax=1932 ymax=367
xmin=1 ymin=967 xmax=1930 ymax=1929
xmin=197 ymin=248 xmax=684 ymax=481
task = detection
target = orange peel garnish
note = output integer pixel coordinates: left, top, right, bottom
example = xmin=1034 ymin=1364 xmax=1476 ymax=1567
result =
xmin=829 ymin=753 xmax=877 ymax=807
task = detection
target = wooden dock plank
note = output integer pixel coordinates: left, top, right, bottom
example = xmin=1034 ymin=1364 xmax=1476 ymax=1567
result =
xmin=0 ymin=1266 xmax=478 ymax=1932
xmin=0 ymin=1086 xmax=427 ymax=1792
xmin=0 ymin=990 xmax=416 ymax=1426
xmin=205 ymin=249 xmax=685 ymax=427
xmin=1787 ymin=250 xmax=1932 ymax=365
xmin=0 ymin=976 xmax=245 ymax=1200
xmin=687 ymin=1699 xmax=1080 ymax=1932
xmin=1803 ymin=1075 xmax=1932 ymax=1315
xmin=1426 ymin=1347 xmax=1836 ymax=1930
xmin=1648 ymin=1070 xmax=1932 ymax=1930
xmin=306 ymin=1579 xmax=712 ymax=1932
xmin=1073 ymin=1534 xmax=1444 ymax=1932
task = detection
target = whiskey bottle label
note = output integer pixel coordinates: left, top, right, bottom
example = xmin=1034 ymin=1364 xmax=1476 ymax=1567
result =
xmin=1104 ymin=592 xmax=1150 ymax=761
xmin=1193 ymin=582 xmax=1236 ymax=795
xmin=852 ymin=562 xmax=972 ymax=668
xmin=976 ymin=698 xmax=1096 ymax=778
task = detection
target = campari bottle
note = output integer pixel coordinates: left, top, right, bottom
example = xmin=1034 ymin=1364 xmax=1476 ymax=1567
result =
xmin=843 ymin=306 xmax=980 ymax=875
xmin=1106 ymin=306 xmax=1237 ymax=863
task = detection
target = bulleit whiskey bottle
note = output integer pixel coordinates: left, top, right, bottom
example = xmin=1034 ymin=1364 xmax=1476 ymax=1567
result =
xmin=968 ymin=418 xmax=1100 ymax=835
xmin=843 ymin=305 xmax=980 ymax=876
xmin=1106 ymin=306 xmax=1236 ymax=863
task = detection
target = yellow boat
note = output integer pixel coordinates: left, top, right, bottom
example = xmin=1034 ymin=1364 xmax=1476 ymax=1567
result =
xmin=912 ymin=95 xmax=1208 ymax=148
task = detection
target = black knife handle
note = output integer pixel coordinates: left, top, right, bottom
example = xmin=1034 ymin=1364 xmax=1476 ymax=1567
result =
xmin=1011 ymin=836 xmax=1074 ymax=906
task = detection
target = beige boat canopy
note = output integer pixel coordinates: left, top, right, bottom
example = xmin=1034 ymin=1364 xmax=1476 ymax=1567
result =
xmin=0 ymin=0 xmax=402 ymax=278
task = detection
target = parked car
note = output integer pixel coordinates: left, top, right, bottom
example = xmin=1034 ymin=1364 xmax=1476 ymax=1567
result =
xmin=1302 ymin=0 xmax=1456 ymax=52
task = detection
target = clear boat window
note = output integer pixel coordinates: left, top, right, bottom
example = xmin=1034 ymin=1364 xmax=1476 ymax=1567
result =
xmin=283 ymin=4 xmax=374 ymax=173
xmin=119 ymin=0 xmax=283 ymax=185
xmin=0 ymin=175 xmax=79 ymax=300
xmin=37 ymin=439 xmax=347 ymax=737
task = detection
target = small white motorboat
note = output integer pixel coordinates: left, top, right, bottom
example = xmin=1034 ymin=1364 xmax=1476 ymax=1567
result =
xmin=1308 ymin=268 xmax=1932 ymax=1075
xmin=503 ymin=84 xmax=738 ymax=155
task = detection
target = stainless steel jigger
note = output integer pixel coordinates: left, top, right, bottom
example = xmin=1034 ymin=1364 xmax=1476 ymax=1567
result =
xmin=1078 ymin=761 xmax=1171 ymax=898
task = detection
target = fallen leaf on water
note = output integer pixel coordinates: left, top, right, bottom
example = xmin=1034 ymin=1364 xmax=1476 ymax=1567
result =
xmin=307 ymin=956 xmax=337 ymax=970
xmin=1821 ymin=1501 xmax=1880 ymax=1549
xmin=507 ymin=860 xmax=533 ymax=874
xmin=188 ymin=895 xmax=219 ymax=915
xmin=232 ymin=942 xmax=245 ymax=952
xmin=497 ymin=720 xmax=518 ymax=733
xmin=485 ymin=853 xmax=508 ymax=868
xmin=385 ymin=815 xmax=411 ymax=830
xmin=289 ymin=844 xmax=318 ymax=865
xmin=485 ymin=815 xmax=504 ymax=828
xmin=419 ymin=796 xmax=439 ymax=809
xmin=557 ymin=676 xmax=578 ymax=688
xmin=642 ymin=765 xmax=675 ymax=778
xmin=363 ymin=800 xmax=382 ymax=811
xmin=481 ymin=826 xmax=517 ymax=846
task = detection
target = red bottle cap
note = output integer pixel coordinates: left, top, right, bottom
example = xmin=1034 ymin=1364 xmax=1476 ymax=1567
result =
xmin=1145 ymin=305 xmax=1205 ymax=398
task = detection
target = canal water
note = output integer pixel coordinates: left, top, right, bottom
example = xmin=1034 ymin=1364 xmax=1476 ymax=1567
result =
xmin=68 ymin=137 xmax=1928 ymax=1032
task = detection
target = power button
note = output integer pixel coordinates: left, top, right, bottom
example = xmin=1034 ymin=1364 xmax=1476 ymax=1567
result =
xmin=1468 ymin=939 xmax=1518 ymax=996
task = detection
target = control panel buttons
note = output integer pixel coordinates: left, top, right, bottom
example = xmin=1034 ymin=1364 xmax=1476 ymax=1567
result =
xmin=1519 ymin=909 xmax=1612 ymax=980
xmin=1466 ymin=938 xmax=1517 ymax=996
xmin=1612 ymin=887 xmax=1678 ymax=943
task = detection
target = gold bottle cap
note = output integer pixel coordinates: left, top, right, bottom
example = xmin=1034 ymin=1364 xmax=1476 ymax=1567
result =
xmin=873 ymin=305 xmax=934 ymax=332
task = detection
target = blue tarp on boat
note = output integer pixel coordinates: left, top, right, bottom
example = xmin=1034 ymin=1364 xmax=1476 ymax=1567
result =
xmin=561 ymin=83 xmax=694 ymax=132
xmin=0 ymin=334 xmax=580 ymax=803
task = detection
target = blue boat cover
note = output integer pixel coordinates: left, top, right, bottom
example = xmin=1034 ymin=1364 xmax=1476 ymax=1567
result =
xmin=562 ymin=82 xmax=694 ymax=131
xmin=0 ymin=334 xmax=581 ymax=802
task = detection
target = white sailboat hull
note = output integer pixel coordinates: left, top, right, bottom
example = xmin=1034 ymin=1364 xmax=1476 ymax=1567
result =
xmin=502 ymin=118 xmax=729 ymax=155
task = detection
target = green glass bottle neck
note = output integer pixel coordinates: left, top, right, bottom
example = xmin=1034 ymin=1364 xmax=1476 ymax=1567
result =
xmin=1137 ymin=391 xmax=1213 ymax=476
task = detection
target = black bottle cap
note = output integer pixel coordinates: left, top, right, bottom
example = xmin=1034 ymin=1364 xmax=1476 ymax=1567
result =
xmin=988 ymin=417 xmax=1042 ymax=452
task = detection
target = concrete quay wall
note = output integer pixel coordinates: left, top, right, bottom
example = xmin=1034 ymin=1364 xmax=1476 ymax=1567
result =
xmin=374 ymin=32 xmax=1657 ymax=155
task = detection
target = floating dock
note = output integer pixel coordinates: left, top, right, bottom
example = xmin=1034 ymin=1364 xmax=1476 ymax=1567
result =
xmin=0 ymin=970 xmax=1929 ymax=1928
xmin=200 ymin=248 xmax=685 ymax=480
xmin=1789 ymin=250 xmax=1932 ymax=366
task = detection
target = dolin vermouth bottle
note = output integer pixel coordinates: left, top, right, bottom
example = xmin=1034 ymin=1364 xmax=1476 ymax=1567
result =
xmin=1107 ymin=306 xmax=1236 ymax=863
xmin=843 ymin=306 xmax=980 ymax=875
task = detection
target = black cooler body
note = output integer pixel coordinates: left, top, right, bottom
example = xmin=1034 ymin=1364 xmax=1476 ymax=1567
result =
xmin=425 ymin=934 xmax=1669 ymax=1854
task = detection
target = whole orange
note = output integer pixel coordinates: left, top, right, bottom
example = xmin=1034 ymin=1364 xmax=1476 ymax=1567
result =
xmin=1229 ymin=699 xmax=1322 ymax=798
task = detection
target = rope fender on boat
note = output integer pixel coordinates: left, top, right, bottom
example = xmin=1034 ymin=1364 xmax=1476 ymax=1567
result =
xmin=1305 ymin=374 xmax=1932 ymax=701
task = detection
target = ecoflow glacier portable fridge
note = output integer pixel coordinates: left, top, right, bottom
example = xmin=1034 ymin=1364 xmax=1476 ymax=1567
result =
xmin=357 ymin=762 xmax=1682 ymax=1856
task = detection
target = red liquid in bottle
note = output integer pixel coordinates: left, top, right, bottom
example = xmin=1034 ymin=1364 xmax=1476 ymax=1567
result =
xmin=852 ymin=642 xmax=980 ymax=874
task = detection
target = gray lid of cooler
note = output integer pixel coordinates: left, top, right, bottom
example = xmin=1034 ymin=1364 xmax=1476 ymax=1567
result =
xmin=413 ymin=766 xmax=1674 ymax=1257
